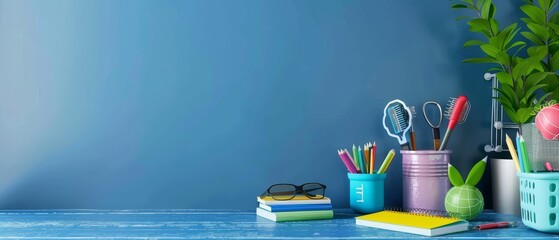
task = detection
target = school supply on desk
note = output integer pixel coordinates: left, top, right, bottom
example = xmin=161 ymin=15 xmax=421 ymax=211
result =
xmin=473 ymin=221 xmax=516 ymax=230
xmin=256 ymin=208 xmax=333 ymax=222
xmin=337 ymin=143 xmax=395 ymax=175
xmin=257 ymin=195 xmax=332 ymax=205
xmin=257 ymin=183 xmax=333 ymax=222
xmin=258 ymin=203 xmax=332 ymax=212
xmin=355 ymin=210 xmax=468 ymax=237
xmin=260 ymin=183 xmax=327 ymax=201
xmin=439 ymin=96 xmax=470 ymax=151
xmin=422 ymin=101 xmax=443 ymax=150
xmin=382 ymin=99 xmax=412 ymax=150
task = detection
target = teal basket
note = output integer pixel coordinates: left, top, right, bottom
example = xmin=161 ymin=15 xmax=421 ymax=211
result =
xmin=517 ymin=172 xmax=559 ymax=233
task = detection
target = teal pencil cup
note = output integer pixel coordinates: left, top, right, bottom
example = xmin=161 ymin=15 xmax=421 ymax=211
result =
xmin=348 ymin=173 xmax=386 ymax=214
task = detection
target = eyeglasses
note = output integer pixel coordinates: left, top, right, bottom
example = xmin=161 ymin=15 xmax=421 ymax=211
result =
xmin=260 ymin=183 xmax=326 ymax=201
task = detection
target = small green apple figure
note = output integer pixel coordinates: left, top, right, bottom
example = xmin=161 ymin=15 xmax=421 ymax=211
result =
xmin=444 ymin=156 xmax=487 ymax=221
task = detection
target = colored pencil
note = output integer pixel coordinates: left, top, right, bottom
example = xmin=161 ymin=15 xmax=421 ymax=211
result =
xmin=364 ymin=144 xmax=370 ymax=174
xmin=378 ymin=149 xmax=396 ymax=174
xmin=516 ymin=133 xmax=525 ymax=173
xmin=519 ymin=135 xmax=531 ymax=173
xmin=344 ymin=149 xmax=360 ymax=173
xmin=505 ymin=134 xmax=521 ymax=172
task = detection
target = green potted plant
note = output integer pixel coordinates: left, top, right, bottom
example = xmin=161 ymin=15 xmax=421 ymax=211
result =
xmin=451 ymin=0 xmax=559 ymax=134
xmin=451 ymin=0 xmax=559 ymax=216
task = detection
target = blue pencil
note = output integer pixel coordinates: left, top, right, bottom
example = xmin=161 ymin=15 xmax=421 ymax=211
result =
xmin=516 ymin=132 xmax=525 ymax=173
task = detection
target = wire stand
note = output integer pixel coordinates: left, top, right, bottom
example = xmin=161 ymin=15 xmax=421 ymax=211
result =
xmin=484 ymin=73 xmax=519 ymax=153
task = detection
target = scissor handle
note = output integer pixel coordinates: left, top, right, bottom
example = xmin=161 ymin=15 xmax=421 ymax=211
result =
xmin=422 ymin=101 xmax=443 ymax=128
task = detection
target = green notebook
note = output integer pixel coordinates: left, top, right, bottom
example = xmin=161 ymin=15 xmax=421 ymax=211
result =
xmin=256 ymin=207 xmax=333 ymax=222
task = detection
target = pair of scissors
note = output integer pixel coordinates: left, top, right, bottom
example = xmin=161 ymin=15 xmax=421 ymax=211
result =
xmin=422 ymin=101 xmax=442 ymax=150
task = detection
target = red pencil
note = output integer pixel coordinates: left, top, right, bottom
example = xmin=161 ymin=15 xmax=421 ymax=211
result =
xmin=370 ymin=142 xmax=376 ymax=173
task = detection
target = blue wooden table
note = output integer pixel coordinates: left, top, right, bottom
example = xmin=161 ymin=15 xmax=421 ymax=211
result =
xmin=0 ymin=209 xmax=556 ymax=239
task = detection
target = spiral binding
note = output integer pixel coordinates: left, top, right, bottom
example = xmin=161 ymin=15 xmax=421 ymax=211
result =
xmin=384 ymin=207 xmax=462 ymax=219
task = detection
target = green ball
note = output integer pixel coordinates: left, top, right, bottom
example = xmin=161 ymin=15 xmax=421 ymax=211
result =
xmin=444 ymin=185 xmax=484 ymax=220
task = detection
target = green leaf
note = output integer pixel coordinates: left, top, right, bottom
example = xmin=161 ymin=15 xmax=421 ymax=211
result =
xmin=526 ymin=72 xmax=552 ymax=87
xmin=551 ymin=12 xmax=559 ymax=25
xmin=452 ymin=4 xmax=469 ymax=8
xmin=517 ymin=107 xmax=536 ymax=123
xmin=448 ymin=164 xmax=464 ymax=187
xmin=521 ymin=31 xmax=546 ymax=45
xmin=455 ymin=16 xmax=471 ymax=21
xmin=506 ymin=41 xmax=527 ymax=51
xmin=481 ymin=0 xmax=493 ymax=19
xmin=537 ymin=0 xmax=552 ymax=11
xmin=521 ymin=4 xmax=546 ymax=24
xmin=468 ymin=18 xmax=492 ymax=36
xmin=503 ymin=106 xmax=520 ymax=123
xmin=536 ymin=92 xmax=554 ymax=105
xmin=462 ymin=57 xmax=500 ymax=64
xmin=464 ymin=39 xmax=486 ymax=47
xmin=481 ymin=44 xmax=501 ymax=57
xmin=490 ymin=19 xmax=499 ymax=35
xmin=527 ymin=45 xmax=548 ymax=58
xmin=465 ymin=157 xmax=487 ymax=186
xmin=523 ymin=84 xmax=547 ymax=104
xmin=503 ymin=23 xmax=520 ymax=47
xmin=496 ymin=71 xmax=513 ymax=86
xmin=552 ymin=52 xmax=559 ymax=70
xmin=495 ymin=52 xmax=511 ymax=66
xmin=496 ymin=87 xmax=517 ymax=108
xmin=527 ymin=22 xmax=550 ymax=41
xmin=513 ymin=55 xmax=547 ymax=79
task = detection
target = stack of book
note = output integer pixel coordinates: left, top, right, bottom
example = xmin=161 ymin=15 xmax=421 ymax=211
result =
xmin=256 ymin=195 xmax=333 ymax=222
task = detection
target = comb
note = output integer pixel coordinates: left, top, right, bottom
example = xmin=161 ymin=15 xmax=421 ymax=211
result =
xmin=383 ymin=99 xmax=412 ymax=150
xmin=388 ymin=104 xmax=409 ymax=134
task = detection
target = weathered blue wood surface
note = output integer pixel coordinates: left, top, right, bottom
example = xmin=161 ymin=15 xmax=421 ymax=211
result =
xmin=0 ymin=209 xmax=556 ymax=239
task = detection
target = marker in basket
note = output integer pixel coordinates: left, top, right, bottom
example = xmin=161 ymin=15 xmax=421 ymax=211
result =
xmin=546 ymin=162 xmax=554 ymax=172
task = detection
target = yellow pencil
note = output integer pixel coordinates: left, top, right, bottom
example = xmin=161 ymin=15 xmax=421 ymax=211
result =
xmin=505 ymin=134 xmax=521 ymax=172
xmin=378 ymin=149 xmax=396 ymax=174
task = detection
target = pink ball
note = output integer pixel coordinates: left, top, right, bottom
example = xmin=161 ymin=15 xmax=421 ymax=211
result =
xmin=535 ymin=104 xmax=559 ymax=140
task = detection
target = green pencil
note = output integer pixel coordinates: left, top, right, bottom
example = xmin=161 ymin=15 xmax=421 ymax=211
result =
xmin=520 ymin=135 xmax=531 ymax=173
xmin=352 ymin=145 xmax=360 ymax=173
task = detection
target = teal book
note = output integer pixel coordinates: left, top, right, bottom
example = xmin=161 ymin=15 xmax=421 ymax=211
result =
xmin=256 ymin=208 xmax=334 ymax=222
xmin=259 ymin=203 xmax=332 ymax=212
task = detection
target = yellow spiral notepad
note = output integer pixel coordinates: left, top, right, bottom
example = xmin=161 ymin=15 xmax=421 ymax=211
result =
xmin=355 ymin=210 xmax=469 ymax=237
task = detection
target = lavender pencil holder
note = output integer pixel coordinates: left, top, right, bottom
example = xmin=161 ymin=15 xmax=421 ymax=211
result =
xmin=402 ymin=150 xmax=451 ymax=212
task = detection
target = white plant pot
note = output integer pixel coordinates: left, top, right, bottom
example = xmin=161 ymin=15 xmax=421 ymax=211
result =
xmin=491 ymin=158 xmax=520 ymax=215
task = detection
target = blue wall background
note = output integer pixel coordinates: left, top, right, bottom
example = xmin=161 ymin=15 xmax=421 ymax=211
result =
xmin=0 ymin=0 xmax=519 ymax=209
